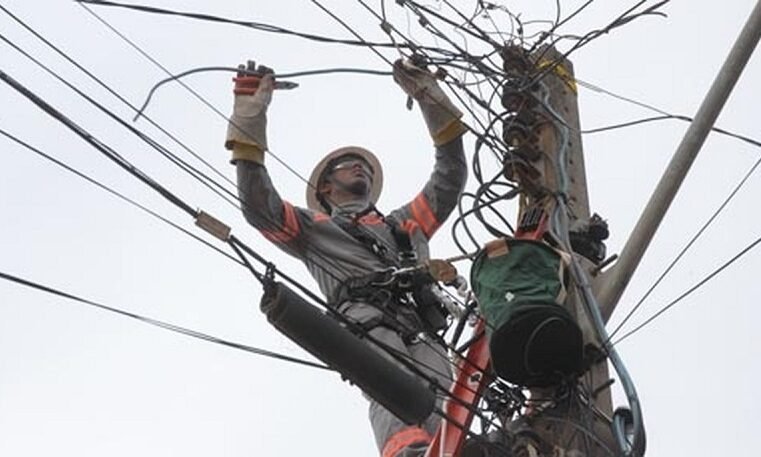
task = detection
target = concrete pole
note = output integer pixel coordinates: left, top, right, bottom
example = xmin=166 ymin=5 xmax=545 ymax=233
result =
xmin=597 ymin=0 xmax=761 ymax=321
xmin=501 ymin=46 xmax=617 ymax=456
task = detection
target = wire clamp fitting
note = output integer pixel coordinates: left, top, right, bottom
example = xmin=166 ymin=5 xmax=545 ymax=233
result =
xmin=264 ymin=262 xmax=277 ymax=283
xmin=195 ymin=210 xmax=232 ymax=241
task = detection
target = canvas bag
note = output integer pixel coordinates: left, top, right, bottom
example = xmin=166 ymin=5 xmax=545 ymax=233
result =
xmin=471 ymin=238 xmax=583 ymax=387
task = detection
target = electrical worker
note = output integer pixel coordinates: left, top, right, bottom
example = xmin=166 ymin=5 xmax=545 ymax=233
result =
xmin=225 ymin=59 xmax=467 ymax=457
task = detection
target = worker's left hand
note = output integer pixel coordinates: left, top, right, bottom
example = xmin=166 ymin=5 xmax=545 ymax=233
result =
xmin=225 ymin=61 xmax=274 ymax=164
xmin=392 ymin=59 xmax=466 ymax=146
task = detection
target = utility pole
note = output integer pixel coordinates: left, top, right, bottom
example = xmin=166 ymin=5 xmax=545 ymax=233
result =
xmin=494 ymin=2 xmax=761 ymax=455
xmin=499 ymin=44 xmax=617 ymax=456
xmin=597 ymin=0 xmax=761 ymax=320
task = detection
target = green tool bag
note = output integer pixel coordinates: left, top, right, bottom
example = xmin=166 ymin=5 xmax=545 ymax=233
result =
xmin=471 ymin=238 xmax=583 ymax=387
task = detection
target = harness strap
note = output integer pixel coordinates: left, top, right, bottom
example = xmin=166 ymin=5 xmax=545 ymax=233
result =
xmin=332 ymin=206 xmax=399 ymax=267
xmin=330 ymin=206 xmax=449 ymax=334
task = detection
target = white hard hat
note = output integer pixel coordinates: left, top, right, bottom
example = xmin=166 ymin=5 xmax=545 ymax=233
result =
xmin=306 ymin=146 xmax=384 ymax=212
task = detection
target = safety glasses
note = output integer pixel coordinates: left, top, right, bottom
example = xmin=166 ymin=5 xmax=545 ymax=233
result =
xmin=330 ymin=159 xmax=374 ymax=176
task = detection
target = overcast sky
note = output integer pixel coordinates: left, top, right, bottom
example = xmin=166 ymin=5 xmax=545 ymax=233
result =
xmin=1 ymin=1 xmax=760 ymax=456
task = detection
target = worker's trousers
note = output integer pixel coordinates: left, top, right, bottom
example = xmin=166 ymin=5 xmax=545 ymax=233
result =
xmin=341 ymin=301 xmax=453 ymax=457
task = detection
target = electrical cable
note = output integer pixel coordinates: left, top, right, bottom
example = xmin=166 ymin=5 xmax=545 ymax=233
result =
xmin=310 ymin=0 xmax=394 ymax=66
xmin=0 ymin=3 xmax=238 ymax=193
xmin=0 ymin=72 xmax=472 ymax=412
xmin=613 ymin=233 xmax=761 ymax=346
xmin=74 ymin=3 xmax=393 ymax=285
xmin=526 ymin=1 xmax=670 ymax=90
xmin=0 ymin=31 xmax=242 ymax=211
xmin=0 ymin=126 xmax=242 ymax=266
xmin=73 ymin=0 xmax=445 ymax=52
xmin=1 ymin=7 xmax=536 ymax=448
xmin=542 ymin=94 xmax=645 ymax=456
xmin=77 ymin=2 xmax=406 ymax=266
xmin=581 ymin=114 xmax=761 ymax=151
xmin=136 ymin=66 xmax=393 ymax=120
xmin=0 ymin=269 xmax=330 ymax=370
xmin=2 ymin=106 xmax=493 ymax=437
xmin=48 ymin=7 xmax=485 ymax=404
xmin=0 ymin=67 xmax=356 ymax=318
xmin=1 ymin=9 xmax=369 ymax=306
xmin=13 ymin=3 xmax=706 ymax=452
xmin=608 ymin=154 xmax=761 ymax=341
xmin=0 ymin=68 xmax=197 ymax=218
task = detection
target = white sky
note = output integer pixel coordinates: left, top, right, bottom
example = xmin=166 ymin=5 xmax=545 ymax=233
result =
xmin=1 ymin=1 xmax=760 ymax=456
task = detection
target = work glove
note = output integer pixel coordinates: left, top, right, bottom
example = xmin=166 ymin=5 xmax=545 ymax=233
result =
xmin=392 ymin=58 xmax=467 ymax=146
xmin=225 ymin=61 xmax=274 ymax=164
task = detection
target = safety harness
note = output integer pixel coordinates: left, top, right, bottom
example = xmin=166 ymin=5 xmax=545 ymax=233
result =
xmin=331 ymin=206 xmax=450 ymax=339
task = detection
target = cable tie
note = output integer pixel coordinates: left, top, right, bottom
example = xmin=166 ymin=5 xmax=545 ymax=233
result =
xmin=195 ymin=210 xmax=231 ymax=241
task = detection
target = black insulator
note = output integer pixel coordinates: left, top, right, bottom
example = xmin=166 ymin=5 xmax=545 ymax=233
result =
xmin=260 ymin=281 xmax=436 ymax=425
xmin=504 ymin=123 xmax=530 ymax=147
xmin=502 ymin=46 xmax=532 ymax=75
xmin=588 ymin=213 xmax=610 ymax=241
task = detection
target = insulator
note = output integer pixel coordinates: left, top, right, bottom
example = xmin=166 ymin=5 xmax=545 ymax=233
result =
xmin=502 ymin=45 xmax=533 ymax=75
xmin=504 ymin=122 xmax=530 ymax=148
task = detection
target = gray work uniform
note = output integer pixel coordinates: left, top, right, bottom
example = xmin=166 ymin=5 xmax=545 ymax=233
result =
xmin=236 ymin=138 xmax=467 ymax=457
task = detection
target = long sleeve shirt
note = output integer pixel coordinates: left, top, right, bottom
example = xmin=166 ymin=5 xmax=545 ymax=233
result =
xmin=236 ymin=137 xmax=467 ymax=305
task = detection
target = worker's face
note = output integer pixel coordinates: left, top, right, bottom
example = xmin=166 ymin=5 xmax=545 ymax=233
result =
xmin=326 ymin=157 xmax=374 ymax=197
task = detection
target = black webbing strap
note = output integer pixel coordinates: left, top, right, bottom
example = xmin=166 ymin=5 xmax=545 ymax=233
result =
xmin=331 ymin=206 xmax=411 ymax=267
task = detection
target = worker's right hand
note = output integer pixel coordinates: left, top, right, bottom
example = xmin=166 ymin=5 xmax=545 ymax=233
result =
xmin=392 ymin=59 xmax=466 ymax=146
xmin=224 ymin=61 xmax=274 ymax=164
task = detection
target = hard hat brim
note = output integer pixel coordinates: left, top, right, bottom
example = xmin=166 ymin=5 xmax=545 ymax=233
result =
xmin=306 ymin=146 xmax=383 ymax=212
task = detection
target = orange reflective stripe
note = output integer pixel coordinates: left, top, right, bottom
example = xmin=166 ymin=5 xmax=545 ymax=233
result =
xmin=400 ymin=219 xmax=420 ymax=236
xmin=260 ymin=201 xmax=301 ymax=243
xmin=410 ymin=193 xmax=440 ymax=238
xmin=312 ymin=212 xmax=330 ymax=223
xmin=382 ymin=427 xmax=431 ymax=457
xmin=358 ymin=213 xmax=385 ymax=225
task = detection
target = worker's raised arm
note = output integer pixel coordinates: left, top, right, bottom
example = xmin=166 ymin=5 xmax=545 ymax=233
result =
xmin=224 ymin=62 xmax=310 ymax=259
xmin=391 ymin=59 xmax=468 ymax=239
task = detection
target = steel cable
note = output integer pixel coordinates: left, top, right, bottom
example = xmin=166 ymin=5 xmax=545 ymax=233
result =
xmin=0 ymin=270 xmax=330 ymax=370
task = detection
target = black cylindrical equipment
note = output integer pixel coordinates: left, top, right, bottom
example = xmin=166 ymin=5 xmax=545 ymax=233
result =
xmin=260 ymin=281 xmax=436 ymax=425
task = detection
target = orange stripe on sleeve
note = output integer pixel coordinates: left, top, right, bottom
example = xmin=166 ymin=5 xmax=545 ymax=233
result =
xmin=410 ymin=193 xmax=440 ymax=238
xmin=381 ymin=427 xmax=431 ymax=457
xmin=260 ymin=201 xmax=301 ymax=243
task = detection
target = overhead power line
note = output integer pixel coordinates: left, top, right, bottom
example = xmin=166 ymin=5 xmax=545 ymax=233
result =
xmin=0 ymin=67 xmax=197 ymax=218
xmin=0 ymin=269 xmax=330 ymax=370
xmin=0 ymin=31 xmax=241 ymax=210
xmin=0 ymin=67 xmax=469 ymax=406
xmin=75 ymin=1 xmax=410 ymax=263
xmin=2 ymin=3 xmax=376 ymax=288
xmin=0 ymin=3 xmax=238 ymax=194
xmin=0 ymin=126 xmax=241 ymax=265
xmin=73 ymin=0 xmax=447 ymax=52
xmin=577 ymin=79 xmax=761 ymax=149
xmin=613 ymin=233 xmax=761 ymax=345
xmin=609 ymin=154 xmax=761 ymax=341
xmin=0 ymin=67 xmax=343 ymax=311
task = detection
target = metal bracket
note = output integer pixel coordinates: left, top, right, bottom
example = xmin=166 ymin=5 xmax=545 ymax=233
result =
xmin=195 ymin=210 xmax=231 ymax=241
